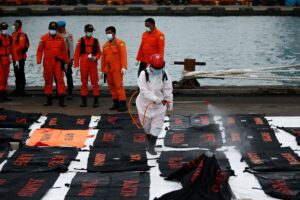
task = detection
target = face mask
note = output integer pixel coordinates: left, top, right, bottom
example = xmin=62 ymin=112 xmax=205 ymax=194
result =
xmin=145 ymin=27 xmax=151 ymax=32
xmin=49 ymin=30 xmax=57 ymax=36
xmin=1 ymin=30 xmax=8 ymax=35
xmin=151 ymin=67 xmax=163 ymax=76
xmin=106 ymin=33 xmax=113 ymax=41
xmin=86 ymin=32 xmax=93 ymax=37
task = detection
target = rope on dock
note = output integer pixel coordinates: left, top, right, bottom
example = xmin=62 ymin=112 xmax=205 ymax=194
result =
xmin=183 ymin=64 xmax=300 ymax=82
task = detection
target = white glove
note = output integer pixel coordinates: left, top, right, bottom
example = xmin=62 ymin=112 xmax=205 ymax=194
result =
xmin=88 ymin=54 xmax=96 ymax=61
xmin=37 ymin=64 xmax=43 ymax=73
xmin=64 ymin=64 xmax=68 ymax=71
xmin=135 ymin=61 xmax=140 ymax=66
xmin=167 ymin=102 xmax=173 ymax=111
xmin=153 ymin=96 xmax=163 ymax=104
xmin=15 ymin=61 xmax=19 ymax=69
xmin=121 ymin=68 xmax=126 ymax=75
xmin=75 ymin=67 xmax=80 ymax=77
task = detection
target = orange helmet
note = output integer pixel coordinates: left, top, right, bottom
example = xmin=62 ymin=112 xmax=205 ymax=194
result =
xmin=149 ymin=54 xmax=165 ymax=69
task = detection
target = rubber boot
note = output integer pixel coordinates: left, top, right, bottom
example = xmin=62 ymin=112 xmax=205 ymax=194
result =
xmin=109 ymin=99 xmax=119 ymax=110
xmin=0 ymin=91 xmax=4 ymax=103
xmin=118 ymin=100 xmax=127 ymax=112
xmin=80 ymin=96 xmax=87 ymax=107
xmin=3 ymin=91 xmax=12 ymax=102
xmin=93 ymin=96 xmax=99 ymax=108
xmin=43 ymin=95 xmax=53 ymax=106
xmin=147 ymin=135 xmax=158 ymax=155
xmin=59 ymin=95 xmax=66 ymax=107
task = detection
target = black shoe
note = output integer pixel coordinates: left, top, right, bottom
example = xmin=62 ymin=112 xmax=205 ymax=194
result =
xmin=147 ymin=135 xmax=158 ymax=155
xmin=109 ymin=99 xmax=119 ymax=110
xmin=80 ymin=96 xmax=87 ymax=107
xmin=3 ymin=91 xmax=12 ymax=102
xmin=118 ymin=100 xmax=127 ymax=112
xmin=43 ymin=95 xmax=53 ymax=106
xmin=93 ymin=96 xmax=99 ymax=108
xmin=59 ymin=95 xmax=66 ymax=107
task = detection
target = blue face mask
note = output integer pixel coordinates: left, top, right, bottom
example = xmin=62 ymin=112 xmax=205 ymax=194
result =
xmin=106 ymin=34 xmax=113 ymax=41
xmin=1 ymin=29 xmax=8 ymax=35
xmin=49 ymin=30 xmax=57 ymax=36
xmin=145 ymin=27 xmax=151 ymax=32
xmin=151 ymin=67 xmax=163 ymax=76
xmin=86 ymin=32 xmax=93 ymax=37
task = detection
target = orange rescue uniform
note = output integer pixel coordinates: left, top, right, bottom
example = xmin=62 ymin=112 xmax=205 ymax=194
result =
xmin=101 ymin=37 xmax=127 ymax=101
xmin=12 ymin=29 xmax=28 ymax=61
xmin=74 ymin=36 xmax=101 ymax=96
xmin=136 ymin=28 xmax=165 ymax=64
xmin=36 ymin=33 xmax=69 ymax=95
xmin=0 ymin=34 xmax=12 ymax=91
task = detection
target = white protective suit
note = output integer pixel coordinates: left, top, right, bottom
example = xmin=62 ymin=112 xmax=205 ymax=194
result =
xmin=136 ymin=68 xmax=173 ymax=137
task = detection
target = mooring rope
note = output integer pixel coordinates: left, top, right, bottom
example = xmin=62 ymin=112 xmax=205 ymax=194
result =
xmin=183 ymin=64 xmax=300 ymax=82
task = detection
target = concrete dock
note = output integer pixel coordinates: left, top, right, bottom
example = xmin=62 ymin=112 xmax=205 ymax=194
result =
xmin=1 ymin=5 xmax=300 ymax=16
xmin=1 ymin=86 xmax=300 ymax=116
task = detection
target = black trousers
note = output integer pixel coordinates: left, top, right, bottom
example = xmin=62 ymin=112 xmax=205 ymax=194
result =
xmin=13 ymin=59 xmax=26 ymax=91
xmin=54 ymin=64 xmax=73 ymax=95
xmin=65 ymin=64 xmax=74 ymax=94
xmin=138 ymin=62 xmax=148 ymax=77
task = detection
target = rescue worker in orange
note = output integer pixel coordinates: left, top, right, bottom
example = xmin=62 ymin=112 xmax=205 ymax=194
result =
xmin=136 ymin=18 xmax=165 ymax=76
xmin=36 ymin=22 xmax=69 ymax=107
xmin=101 ymin=26 xmax=128 ymax=112
xmin=74 ymin=24 xmax=101 ymax=108
xmin=0 ymin=22 xmax=13 ymax=102
xmin=12 ymin=20 xmax=30 ymax=95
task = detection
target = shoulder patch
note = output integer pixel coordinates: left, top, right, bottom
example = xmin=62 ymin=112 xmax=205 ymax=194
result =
xmin=120 ymin=42 xmax=125 ymax=46
xmin=19 ymin=36 xmax=24 ymax=41
xmin=160 ymin=35 xmax=164 ymax=40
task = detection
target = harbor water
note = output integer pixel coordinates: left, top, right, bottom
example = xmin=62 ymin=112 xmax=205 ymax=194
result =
xmin=2 ymin=16 xmax=300 ymax=86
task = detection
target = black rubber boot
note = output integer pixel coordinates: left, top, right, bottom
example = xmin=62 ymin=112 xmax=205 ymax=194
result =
xmin=43 ymin=95 xmax=53 ymax=106
xmin=109 ymin=99 xmax=119 ymax=110
xmin=93 ymin=96 xmax=99 ymax=108
xmin=3 ymin=91 xmax=12 ymax=102
xmin=118 ymin=100 xmax=127 ymax=112
xmin=80 ymin=96 xmax=87 ymax=107
xmin=0 ymin=91 xmax=4 ymax=103
xmin=59 ymin=95 xmax=66 ymax=107
xmin=147 ymin=135 xmax=158 ymax=155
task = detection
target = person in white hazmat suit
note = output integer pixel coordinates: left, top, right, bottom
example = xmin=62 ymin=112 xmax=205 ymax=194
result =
xmin=136 ymin=54 xmax=173 ymax=155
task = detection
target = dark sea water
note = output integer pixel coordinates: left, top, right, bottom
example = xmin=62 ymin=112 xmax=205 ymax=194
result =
xmin=2 ymin=16 xmax=300 ymax=86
